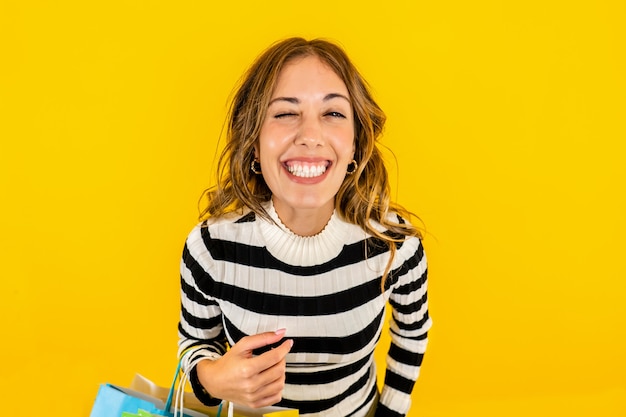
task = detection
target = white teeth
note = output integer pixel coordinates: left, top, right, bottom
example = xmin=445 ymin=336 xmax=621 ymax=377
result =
xmin=287 ymin=163 xmax=327 ymax=178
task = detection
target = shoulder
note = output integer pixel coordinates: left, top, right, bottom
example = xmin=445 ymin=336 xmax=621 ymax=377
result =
xmin=369 ymin=212 xmax=424 ymax=255
xmin=367 ymin=210 xmax=411 ymax=231
xmin=186 ymin=209 xmax=258 ymax=246
xmin=368 ymin=211 xmax=419 ymax=240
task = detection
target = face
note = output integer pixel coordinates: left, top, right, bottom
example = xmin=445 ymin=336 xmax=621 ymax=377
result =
xmin=257 ymin=55 xmax=355 ymax=222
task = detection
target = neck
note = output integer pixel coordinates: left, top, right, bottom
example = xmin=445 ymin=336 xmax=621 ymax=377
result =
xmin=272 ymin=199 xmax=334 ymax=237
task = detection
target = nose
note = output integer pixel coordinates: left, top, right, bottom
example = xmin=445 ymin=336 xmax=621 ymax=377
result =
xmin=294 ymin=114 xmax=323 ymax=148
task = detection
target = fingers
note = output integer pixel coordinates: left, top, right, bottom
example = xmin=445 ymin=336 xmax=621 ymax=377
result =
xmin=229 ymin=329 xmax=293 ymax=378
xmin=199 ymin=330 xmax=293 ymax=408
xmin=251 ymin=336 xmax=292 ymax=371
xmin=232 ymin=329 xmax=288 ymax=356
xmin=237 ymin=334 xmax=293 ymax=407
xmin=260 ymin=337 xmax=293 ymax=361
xmin=238 ymin=356 xmax=289 ymax=408
xmin=245 ymin=373 xmax=287 ymax=408
xmin=253 ymin=339 xmax=292 ymax=381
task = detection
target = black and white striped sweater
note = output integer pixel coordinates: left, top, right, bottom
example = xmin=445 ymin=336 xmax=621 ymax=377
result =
xmin=178 ymin=202 xmax=431 ymax=417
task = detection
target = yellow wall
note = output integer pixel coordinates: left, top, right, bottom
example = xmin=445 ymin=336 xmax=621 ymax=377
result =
xmin=1 ymin=1 xmax=624 ymax=416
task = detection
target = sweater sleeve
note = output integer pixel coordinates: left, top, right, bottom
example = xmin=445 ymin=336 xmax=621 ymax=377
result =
xmin=177 ymin=224 xmax=228 ymax=406
xmin=376 ymin=239 xmax=431 ymax=417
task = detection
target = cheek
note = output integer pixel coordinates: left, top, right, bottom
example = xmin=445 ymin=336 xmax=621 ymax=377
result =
xmin=257 ymin=137 xmax=274 ymax=161
xmin=336 ymin=129 xmax=356 ymax=159
xmin=259 ymin=125 xmax=291 ymax=154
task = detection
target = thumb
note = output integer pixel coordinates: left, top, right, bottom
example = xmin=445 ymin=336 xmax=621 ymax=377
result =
xmin=231 ymin=329 xmax=288 ymax=357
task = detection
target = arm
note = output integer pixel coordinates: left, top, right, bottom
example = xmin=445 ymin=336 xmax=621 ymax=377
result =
xmin=178 ymin=232 xmax=229 ymax=405
xmin=377 ymin=239 xmax=432 ymax=417
xmin=177 ymin=225 xmax=293 ymax=408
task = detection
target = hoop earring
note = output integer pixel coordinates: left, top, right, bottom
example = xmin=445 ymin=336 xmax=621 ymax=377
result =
xmin=346 ymin=159 xmax=358 ymax=175
xmin=250 ymin=158 xmax=262 ymax=174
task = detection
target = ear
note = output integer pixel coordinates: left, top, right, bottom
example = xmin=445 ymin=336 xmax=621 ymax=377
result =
xmin=253 ymin=144 xmax=260 ymax=159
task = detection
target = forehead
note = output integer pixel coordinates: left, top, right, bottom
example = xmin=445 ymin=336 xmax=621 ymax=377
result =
xmin=271 ymin=55 xmax=349 ymax=97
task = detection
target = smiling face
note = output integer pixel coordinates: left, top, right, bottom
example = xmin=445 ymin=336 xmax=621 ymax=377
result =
xmin=256 ymin=55 xmax=355 ymax=231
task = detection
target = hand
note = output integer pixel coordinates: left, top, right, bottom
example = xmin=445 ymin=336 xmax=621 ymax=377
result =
xmin=196 ymin=329 xmax=293 ymax=408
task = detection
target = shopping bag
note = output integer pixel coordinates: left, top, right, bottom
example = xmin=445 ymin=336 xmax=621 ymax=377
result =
xmin=121 ymin=411 xmax=163 ymax=417
xmin=89 ymin=381 xmax=207 ymax=417
xmin=90 ymin=354 xmax=213 ymax=417
xmin=90 ymin=358 xmax=298 ymax=417
xmin=130 ymin=373 xmax=298 ymax=417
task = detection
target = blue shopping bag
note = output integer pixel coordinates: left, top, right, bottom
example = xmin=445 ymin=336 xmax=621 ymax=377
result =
xmin=89 ymin=358 xmax=298 ymax=417
xmin=90 ymin=383 xmax=173 ymax=417
xmin=89 ymin=360 xmax=208 ymax=417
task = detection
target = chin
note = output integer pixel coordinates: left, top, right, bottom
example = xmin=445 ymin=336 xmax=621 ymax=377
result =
xmin=286 ymin=195 xmax=335 ymax=211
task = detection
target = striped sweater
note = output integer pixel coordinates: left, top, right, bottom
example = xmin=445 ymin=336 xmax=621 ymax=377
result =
xmin=178 ymin=202 xmax=431 ymax=417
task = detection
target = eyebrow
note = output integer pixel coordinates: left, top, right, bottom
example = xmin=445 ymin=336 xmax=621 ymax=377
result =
xmin=268 ymin=93 xmax=351 ymax=106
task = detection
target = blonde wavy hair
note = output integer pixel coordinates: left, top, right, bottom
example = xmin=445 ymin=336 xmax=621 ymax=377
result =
xmin=201 ymin=37 xmax=422 ymax=284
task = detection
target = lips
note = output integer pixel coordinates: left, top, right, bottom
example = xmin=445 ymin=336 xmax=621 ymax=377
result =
xmin=284 ymin=160 xmax=330 ymax=178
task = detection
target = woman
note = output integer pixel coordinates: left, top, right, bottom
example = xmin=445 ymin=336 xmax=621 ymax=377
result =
xmin=177 ymin=37 xmax=431 ymax=417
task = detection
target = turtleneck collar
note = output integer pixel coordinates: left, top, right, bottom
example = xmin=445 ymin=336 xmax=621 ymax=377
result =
xmin=257 ymin=200 xmax=357 ymax=266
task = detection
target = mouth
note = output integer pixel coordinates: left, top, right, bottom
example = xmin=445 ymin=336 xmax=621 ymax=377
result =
xmin=283 ymin=160 xmax=331 ymax=178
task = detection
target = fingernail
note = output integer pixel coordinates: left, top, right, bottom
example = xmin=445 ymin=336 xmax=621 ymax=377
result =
xmin=275 ymin=328 xmax=287 ymax=336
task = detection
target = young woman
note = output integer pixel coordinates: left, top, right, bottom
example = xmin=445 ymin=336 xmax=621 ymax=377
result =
xmin=177 ymin=37 xmax=431 ymax=417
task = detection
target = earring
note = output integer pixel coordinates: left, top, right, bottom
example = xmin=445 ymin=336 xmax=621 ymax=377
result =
xmin=250 ymin=158 xmax=262 ymax=174
xmin=346 ymin=159 xmax=358 ymax=175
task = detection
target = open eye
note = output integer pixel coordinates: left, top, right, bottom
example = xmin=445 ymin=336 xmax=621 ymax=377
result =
xmin=325 ymin=111 xmax=346 ymax=118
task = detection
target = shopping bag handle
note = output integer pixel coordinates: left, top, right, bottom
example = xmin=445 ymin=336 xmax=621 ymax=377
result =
xmin=163 ymin=359 xmax=182 ymax=413
xmin=164 ymin=351 xmax=227 ymax=417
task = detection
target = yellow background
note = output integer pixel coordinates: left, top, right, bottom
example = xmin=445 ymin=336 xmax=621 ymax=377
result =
xmin=1 ymin=1 xmax=624 ymax=416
